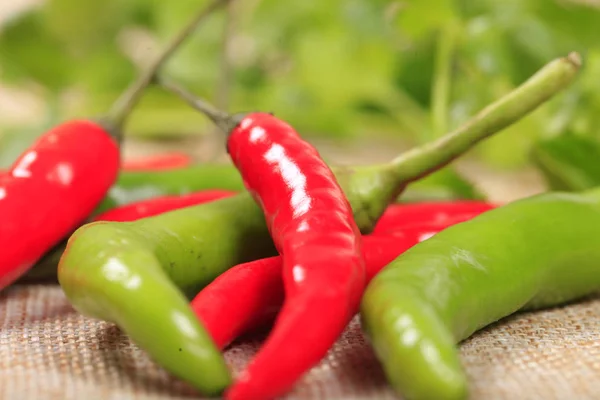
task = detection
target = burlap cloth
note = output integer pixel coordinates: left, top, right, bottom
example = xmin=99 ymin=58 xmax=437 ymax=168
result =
xmin=0 ymin=284 xmax=597 ymax=400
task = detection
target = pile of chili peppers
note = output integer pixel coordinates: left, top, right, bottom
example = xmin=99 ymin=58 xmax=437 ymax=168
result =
xmin=1 ymin=6 xmax=599 ymax=400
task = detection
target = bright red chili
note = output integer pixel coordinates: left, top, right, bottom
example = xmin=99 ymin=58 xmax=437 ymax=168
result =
xmin=0 ymin=0 xmax=229 ymax=291
xmin=192 ymin=201 xmax=495 ymax=350
xmin=192 ymin=235 xmax=400 ymax=350
xmin=93 ymin=189 xmax=236 ymax=222
xmin=121 ymin=152 xmax=193 ymax=171
xmin=372 ymin=200 xmax=496 ymax=235
xmin=224 ymin=112 xmax=366 ymax=400
xmin=0 ymin=121 xmax=120 ymax=289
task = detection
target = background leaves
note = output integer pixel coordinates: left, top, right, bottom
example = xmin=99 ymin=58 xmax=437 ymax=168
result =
xmin=1 ymin=0 xmax=600 ymax=169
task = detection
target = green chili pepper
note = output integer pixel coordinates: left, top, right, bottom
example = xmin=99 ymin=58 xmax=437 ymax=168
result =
xmin=16 ymin=165 xmax=244 ymax=284
xmin=59 ymin=195 xmax=274 ymax=395
xmin=19 ymin=164 xmax=482 ymax=284
xmin=57 ymin=53 xmax=580 ymax=393
xmin=361 ymin=187 xmax=600 ymax=400
xmin=99 ymin=163 xmax=482 ymax=215
xmin=95 ymin=164 xmax=245 ymax=214
xmin=530 ymin=134 xmax=600 ymax=192
xmin=97 ymin=157 xmax=483 ymax=217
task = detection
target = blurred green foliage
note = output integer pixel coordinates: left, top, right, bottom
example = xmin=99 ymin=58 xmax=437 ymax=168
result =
xmin=530 ymin=133 xmax=600 ymax=192
xmin=1 ymin=0 xmax=600 ymax=169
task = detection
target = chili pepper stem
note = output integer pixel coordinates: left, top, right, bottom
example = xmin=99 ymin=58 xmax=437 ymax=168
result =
xmin=157 ymin=77 xmax=245 ymax=134
xmin=158 ymin=52 xmax=581 ymax=232
xmin=101 ymin=0 xmax=232 ymax=139
xmin=348 ymin=52 xmax=582 ymax=230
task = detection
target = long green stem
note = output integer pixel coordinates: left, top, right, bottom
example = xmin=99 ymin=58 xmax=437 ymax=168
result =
xmin=104 ymin=0 xmax=232 ymax=137
xmin=394 ymin=52 xmax=581 ymax=185
xmin=350 ymin=52 xmax=582 ymax=230
xmin=157 ymin=77 xmax=236 ymax=133
xmin=157 ymin=52 xmax=582 ymax=233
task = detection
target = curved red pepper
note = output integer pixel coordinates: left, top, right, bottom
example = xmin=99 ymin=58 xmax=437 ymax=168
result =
xmin=0 ymin=0 xmax=236 ymax=291
xmin=193 ymin=255 xmax=284 ymax=349
xmin=121 ymin=152 xmax=193 ymax=171
xmin=192 ymin=202 xmax=495 ymax=350
xmin=225 ymin=112 xmax=366 ymax=400
xmin=93 ymin=189 xmax=236 ymax=222
xmin=372 ymin=200 xmax=496 ymax=235
xmin=0 ymin=121 xmax=120 ymax=289
xmin=192 ymin=235 xmax=404 ymax=350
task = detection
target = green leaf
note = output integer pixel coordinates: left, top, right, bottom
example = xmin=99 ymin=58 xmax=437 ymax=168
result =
xmin=476 ymin=101 xmax=544 ymax=169
xmin=532 ymin=0 xmax=600 ymax=50
xmin=121 ymin=88 xmax=213 ymax=138
xmin=460 ymin=16 xmax=516 ymax=78
xmin=530 ymin=134 xmax=600 ymax=192
xmin=393 ymin=36 xmax=436 ymax=109
xmin=554 ymin=49 xmax=600 ymax=139
xmin=153 ymin=0 xmax=225 ymax=90
xmin=2 ymin=0 xmax=600 ymax=157
xmin=0 ymin=129 xmax=38 ymax=168
xmin=0 ymin=11 xmax=72 ymax=90
xmin=392 ymin=0 xmax=457 ymax=42
xmin=42 ymin=0 xmax=136 ymax=53
xmin=72 ymin=44 xmax=137 ymax=112
xmin=400 ymin=166 xmax=486 ymax=202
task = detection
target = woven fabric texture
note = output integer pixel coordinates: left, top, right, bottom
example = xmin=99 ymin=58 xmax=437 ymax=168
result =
xmin=0 ymin=284 xmax=598 ymax=400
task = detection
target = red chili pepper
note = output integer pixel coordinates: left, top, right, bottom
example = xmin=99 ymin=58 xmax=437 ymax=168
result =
xmin=121 ymin=152 xmax=193 ymax=171
xmin=191 ymin=202 xmax=495 ymax=350
xmin=2 ymin=151 xmax=193 ymax=175
xmin=0 ymin=0 xmax=231 ymax=290
xmin=193 ymin=255 xmax=283 ymax=349
xmin=0 ymin=122 xmax=120 ymax=289
xmin=192 ymin=235 xmax=400 ymax=350
xmin=224 ymin=112 xmax=366 ymax=400
xmin=93 ymin=189 xmax=236 ymax=222
xmin=372 ymin=200 xmax=496 ymax=235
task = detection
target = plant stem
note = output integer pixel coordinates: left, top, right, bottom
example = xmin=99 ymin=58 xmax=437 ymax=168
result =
xmin=394 ymin=52 xmax=582 ymax=186
xmin=157 ymin=78 xmax=240 ymax=134
xmin=162 ymin=50 xmax=581 ymax=221
xmin=430 ymin=24 xmax=456 ymax=140
xmin=350 ymin=52 xmax=582 ymax=230
xmin=104 ymin=0 xmax=232 ymax=138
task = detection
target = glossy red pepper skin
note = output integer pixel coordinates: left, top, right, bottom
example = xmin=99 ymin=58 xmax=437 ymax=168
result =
xmin=193 ymin=255 xmax=284 ymax=349
xmin=192 ymin=235 xmax=405 ymax=350
xmin=192 ymin=202 xmax=495 ymax=350
xmin=93 ymin=189 xmax=236 ymax=222
xmin=225 ymin=112 xmax=366 ymax=400
xmin=372 ymin=200 xmax=496 ymax=235
xmin=121 ymin=152 xmax=193 ymax=171
xmin=0 ymin=120 xmax=120 ymax=289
